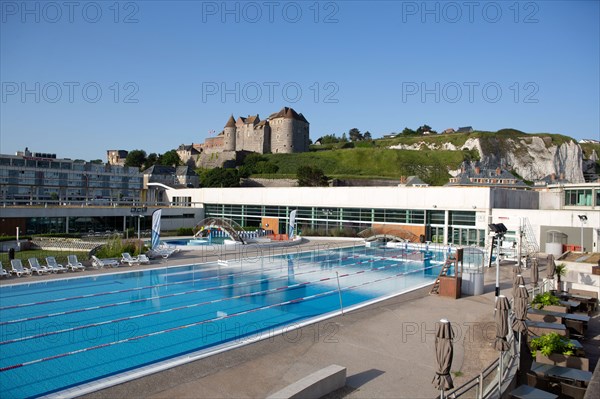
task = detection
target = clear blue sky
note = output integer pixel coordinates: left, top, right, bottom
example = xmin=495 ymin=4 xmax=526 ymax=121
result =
xmin=1 ymin=0 xmax=599 ymax=161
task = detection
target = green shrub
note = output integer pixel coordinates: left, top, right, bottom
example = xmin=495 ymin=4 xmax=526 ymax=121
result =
xmin=95 ymin=237 xmax=145 ymax=258
xmin=531 ymin=292 xmax=561 ymax=309
xmin=530 ymin=332 xmax=575 ymax=357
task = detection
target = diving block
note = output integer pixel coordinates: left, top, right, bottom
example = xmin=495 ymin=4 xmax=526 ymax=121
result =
xmin=267 ymin=364 xmax=346 ymax=399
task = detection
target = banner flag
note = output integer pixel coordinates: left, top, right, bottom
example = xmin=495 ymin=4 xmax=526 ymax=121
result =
xmin=288 ymin=209 xmax=297 ymax=240
xmin=151 ymin=209 xmax=162 ymax=249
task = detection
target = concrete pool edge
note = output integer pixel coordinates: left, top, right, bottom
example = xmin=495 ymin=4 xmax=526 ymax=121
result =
xmin=43 ymin=279 xmax=435 ymax=399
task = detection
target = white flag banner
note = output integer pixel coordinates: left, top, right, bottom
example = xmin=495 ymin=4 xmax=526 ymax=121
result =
xmin=151 ymin=209 xmax=162 ymax=249
xmin=288 ymin=209 xmax=297 ymax=239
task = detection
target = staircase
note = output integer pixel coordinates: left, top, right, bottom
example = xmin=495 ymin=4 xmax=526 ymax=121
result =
xmin=429 ymin=257 xmax=457 ymax=295
xmin=521 ymin=217 xmax=539 ymax=256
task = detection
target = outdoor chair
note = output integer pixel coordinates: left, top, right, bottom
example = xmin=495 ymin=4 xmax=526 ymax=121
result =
xmin=91 ymin=255 xmax=119 ymax=268
xmin=526 ymin=371 xmax=549 ymax=391
xmin=10 ymin=259 xmax=32 ymax=277
xmin=67 ymin=255 xmax=86 ymax=271
xmin=0 ymin=262 xmax=9 ymax=278
xmin=28 ymin=258 xmax=49 ymax=275
xmin=45 ymin=257 xmax=67 ymax=273
xmin=121 ymin=253 xmax=141 ymax=266
xmin=560 ymin=381 xmax=586 ymax=399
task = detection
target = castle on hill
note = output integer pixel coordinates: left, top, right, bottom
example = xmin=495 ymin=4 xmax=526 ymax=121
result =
xmin=178 ymin=107 xmax=309 ymax=166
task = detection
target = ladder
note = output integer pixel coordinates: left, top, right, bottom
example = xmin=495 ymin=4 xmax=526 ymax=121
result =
xmin=522 ymin=217 xmax=539 ymax=256
xmin=429 ymin=256 xmax=458 ymax=295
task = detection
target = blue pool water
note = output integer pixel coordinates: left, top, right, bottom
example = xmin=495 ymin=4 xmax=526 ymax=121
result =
xmin=0 ymin=246 xmax=447 ymax=398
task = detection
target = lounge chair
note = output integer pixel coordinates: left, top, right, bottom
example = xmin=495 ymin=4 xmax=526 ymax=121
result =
xmin=10 ymin=259 xmax=32 ymax=277
xmin=147 ymin=248 xmax=172 ymax=259
xmin=45 ymin=257 xmax=67 ymax=273
xmin=91 ymin=255 xmax=119 ymax=268
xmin=67 ymin=255 xmax=86 ymax=271
xmin=28 ymin=258 xmax=49 ymax=275
xmin=0 ymin=262 xmax=9 ymax=278
xmin=121 ymin=253 xmax=141 ymax=266
xmin=138 ymin=254 xmax=151 ymax=264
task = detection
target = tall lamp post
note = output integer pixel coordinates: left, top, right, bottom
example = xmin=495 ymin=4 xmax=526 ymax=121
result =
xmin=131 ymin=206 xmax=147 ymax=251
xmin=578 ymin=215 xmax=587 ymax=252
xmin=488 ymin=223 xmax=508 ymax=301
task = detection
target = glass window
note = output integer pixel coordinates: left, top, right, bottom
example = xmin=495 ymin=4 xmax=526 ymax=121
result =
xmin=565 ymin=189 xmax=593 ymax=206
xmin=427 ymin=210 xmax=445 ymax=225
xmin=449 ymin=211 xmax=476 ymax=226
xmin=408 ymin=210 xmax=425 ymax=224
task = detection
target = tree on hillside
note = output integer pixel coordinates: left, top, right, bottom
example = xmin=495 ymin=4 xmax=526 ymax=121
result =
xmin=416 ymin=124 xmax=432 ymax=135
xmin=297 ymin=166 xmax=329 ymax=187
xmin=239 ymin=153 xmax=278 ymax=176
xmin=349 ymin=128 xmax=363 ymax=142
xmin=340 ymin=133 xmax=349 ymax=142
xmin=124 ymin=150 xmax=147 ymax=169
xmin=90 ymin=159 xmax=104 ymax=164
xmin=200 ymin=167 xmax=240 ymax=187
xmin=158 ymin=150 xmax=182 ymax=167
xmin=402 ymin=127 xmax=417 ymax=135
xmin=363 ymin=131 xmax=372 ymax=141
xmin=143 ymin=153 xmax=158 ymax=170
xmin=319 ymin=134 xmax=340 ymax=144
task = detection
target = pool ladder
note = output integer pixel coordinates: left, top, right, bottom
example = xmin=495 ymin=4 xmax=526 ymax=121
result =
xmin=429 ymin=257 xmax=457 ymax=295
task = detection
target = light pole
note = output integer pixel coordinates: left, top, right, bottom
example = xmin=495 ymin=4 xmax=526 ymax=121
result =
xmin=138 ymin=215 xmax=143 ymax=241
xmin=578 ymin=215 xmax=587 ymax=252
xmin=489 ymin=223 xmax=507 ymax=301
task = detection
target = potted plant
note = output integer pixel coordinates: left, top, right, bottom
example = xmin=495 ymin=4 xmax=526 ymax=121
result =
xmin=531 ymin=292 xmax=561 ymax=310
xmin=555 ymin=263 xmax=567 ymax=292
xmin=530 ymin=332 xmax=589 ymax=371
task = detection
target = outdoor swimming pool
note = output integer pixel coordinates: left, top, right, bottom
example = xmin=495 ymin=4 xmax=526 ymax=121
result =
xmin=0 ymin=245 xmax=449 ymax=398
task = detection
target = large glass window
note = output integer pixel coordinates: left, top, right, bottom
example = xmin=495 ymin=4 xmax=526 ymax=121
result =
xmin=449 ymin=211 xmax=476 ymax=226
xmin=565 ymin=189 xmax=592 ymax=206
xmin=427 ymin=210 xmax=445 ymax=225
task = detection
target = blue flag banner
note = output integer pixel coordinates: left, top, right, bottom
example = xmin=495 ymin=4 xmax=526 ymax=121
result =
xmin=151 ymin=209 xmax=162 ymax=249
xmin=288 ymin=209 xmax=297 ymax=240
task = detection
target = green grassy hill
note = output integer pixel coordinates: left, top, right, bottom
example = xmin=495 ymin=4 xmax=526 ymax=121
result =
xmin=251 ymin=130 xmax=580 ymax=186
xmin=262 ymin=147 xmax=470 ymax=186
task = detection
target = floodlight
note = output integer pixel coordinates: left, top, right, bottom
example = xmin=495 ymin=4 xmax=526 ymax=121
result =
xmin=578 ymin=215 xmax=587 ymax=222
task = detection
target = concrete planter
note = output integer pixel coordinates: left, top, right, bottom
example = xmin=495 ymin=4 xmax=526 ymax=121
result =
xmin=543 ymin=305 xmax=569 ymax=313
xmin=536 ymin=353 xmax=589 ymax=371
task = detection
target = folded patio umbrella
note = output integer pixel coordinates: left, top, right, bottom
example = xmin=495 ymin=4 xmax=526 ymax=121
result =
xmin=512 ymin=274 xmax=525 ymax=298
xmin=494 ymin=295 xmax=511 ymax=397
xmin=512 ymin=263 xmax=522 ymax=284
xmin=432 ymin=319 xmax=454 ymax=399
xmin=546 ymin=254 xmax=556 ymax=280
xmin=494 ymin=295 xmax=511 ymax=352
xmin=513 ymin=285 xmax=529 ymax=334
xmin=530 ymin=258 xmax=539 ymax=292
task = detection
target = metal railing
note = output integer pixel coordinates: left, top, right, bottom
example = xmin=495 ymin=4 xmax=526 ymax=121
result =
xmin=445 ymin=311 xmax=519 ymax=399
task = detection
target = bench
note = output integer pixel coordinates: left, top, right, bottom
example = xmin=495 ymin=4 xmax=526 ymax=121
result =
xmin=267 ymin=365 xmax=347 ymax=399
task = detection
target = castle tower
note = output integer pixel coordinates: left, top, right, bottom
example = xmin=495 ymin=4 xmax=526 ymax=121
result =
xmin=269 ymin=107 xmax=309 ymax=153
xmin=223 ymin=115 xmax=236 ymax=151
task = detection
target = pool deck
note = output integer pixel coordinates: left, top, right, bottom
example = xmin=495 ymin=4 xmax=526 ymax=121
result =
xmin=2 ymin=240 xmax=597 ymax=398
